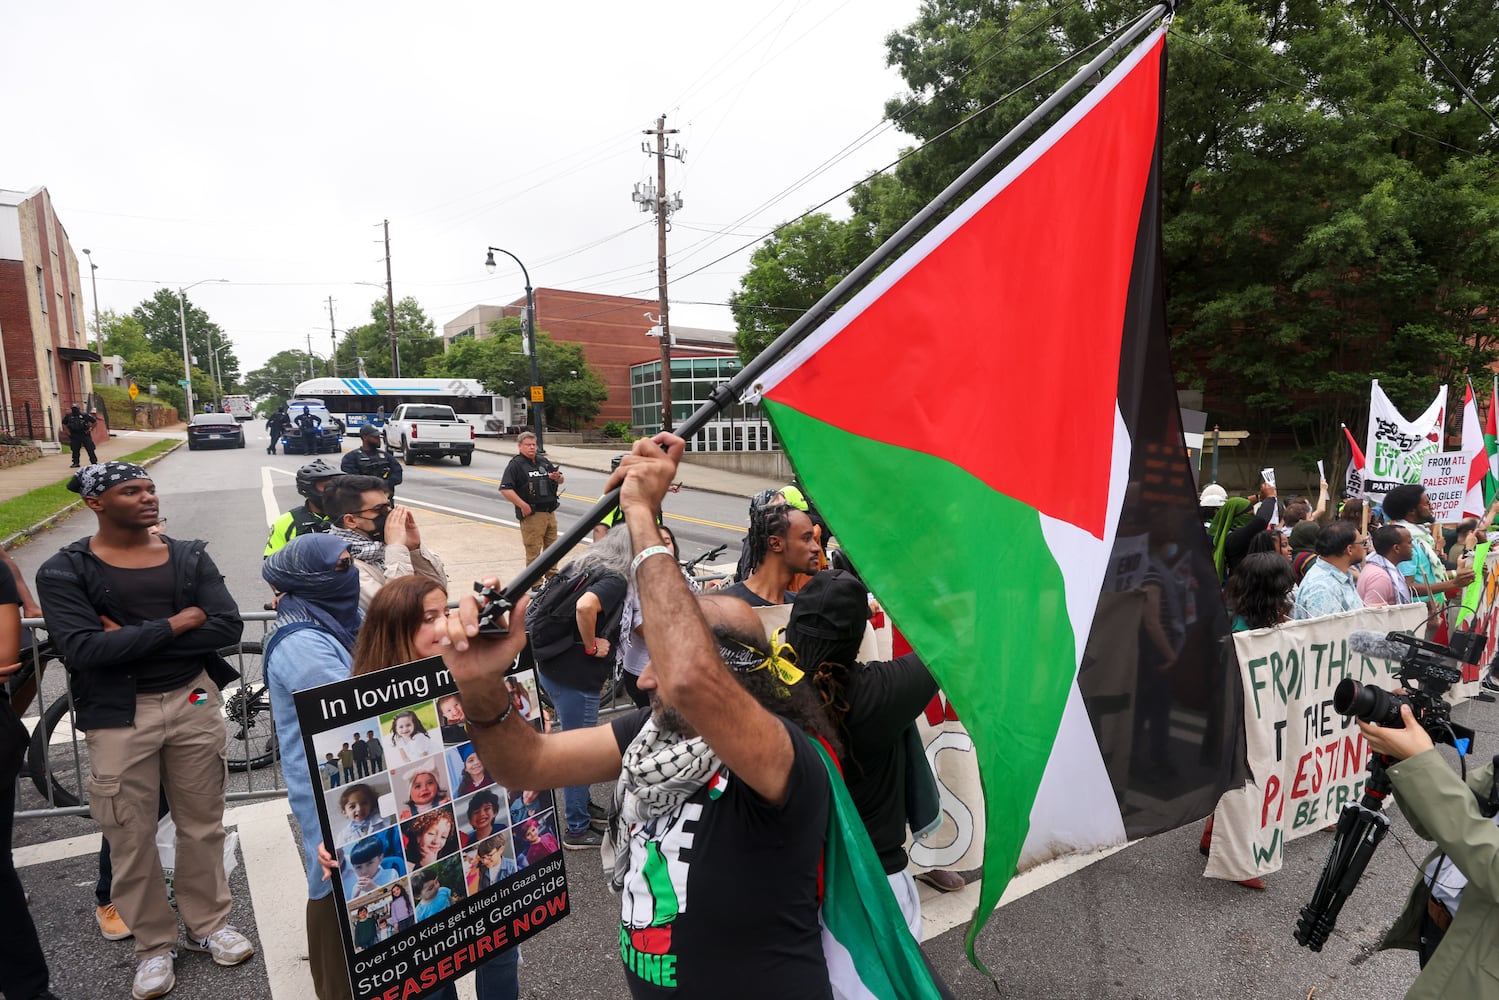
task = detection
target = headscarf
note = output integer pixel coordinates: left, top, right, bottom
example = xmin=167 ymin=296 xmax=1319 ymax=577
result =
xmin=263 ymin=533 xmax=362 ymax=652
xmin=68 ymin=462 xmax=150 ymax=497
xmin=1288 ymin=520 xmax=1321 ymax=555
xmin=1209 ymin=497 xmax=1255 ymax=580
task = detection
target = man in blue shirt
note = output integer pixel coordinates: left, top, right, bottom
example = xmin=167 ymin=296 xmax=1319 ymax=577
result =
xmin=1293 ymin=522 xmax=1365 ymax=619
xmin=1383 ymin=484 xmax=1474 ymax=606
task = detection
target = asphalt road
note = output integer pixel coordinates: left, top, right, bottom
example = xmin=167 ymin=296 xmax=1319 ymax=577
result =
xmin=7 ymin=427 xmax=1478 ymax=999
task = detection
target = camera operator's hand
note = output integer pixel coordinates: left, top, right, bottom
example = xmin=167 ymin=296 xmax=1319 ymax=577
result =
xmin=1357 ymin=704 xmax=1435 ymax=760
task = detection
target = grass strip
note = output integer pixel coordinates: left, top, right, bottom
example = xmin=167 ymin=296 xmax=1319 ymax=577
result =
xmin=0 ymin=439 xmax=178 ymax=542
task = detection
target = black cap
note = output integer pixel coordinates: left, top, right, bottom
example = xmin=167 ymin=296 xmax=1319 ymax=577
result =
xmin=359 ymin=424 xmax=382 ymax=438
xmin=787 ymin=569 xmax=869 ymax=642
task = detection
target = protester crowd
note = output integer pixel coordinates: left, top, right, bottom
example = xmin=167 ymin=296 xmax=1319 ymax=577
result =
xmin=1 ymin=433 xmax=965 ymax=1000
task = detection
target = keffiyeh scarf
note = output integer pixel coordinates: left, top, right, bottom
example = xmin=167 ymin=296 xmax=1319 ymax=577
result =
xmin=603 ymin=717 xmax=721 ymax=891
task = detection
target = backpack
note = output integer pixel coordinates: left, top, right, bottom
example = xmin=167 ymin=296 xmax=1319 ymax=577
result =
xmin=524 ymin=567 xmax=624 ymax=662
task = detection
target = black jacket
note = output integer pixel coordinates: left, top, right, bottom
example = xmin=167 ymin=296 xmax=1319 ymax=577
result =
xmin=35 ymin=537 xmax=243 ymax=729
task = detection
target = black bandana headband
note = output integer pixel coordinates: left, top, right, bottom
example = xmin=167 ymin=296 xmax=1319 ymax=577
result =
xmin=69 ymin=462 xmax=151 ymax=497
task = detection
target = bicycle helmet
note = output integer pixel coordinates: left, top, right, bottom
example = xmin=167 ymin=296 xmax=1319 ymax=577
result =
xmin=295 ymin=458 xmax=343 ymax=500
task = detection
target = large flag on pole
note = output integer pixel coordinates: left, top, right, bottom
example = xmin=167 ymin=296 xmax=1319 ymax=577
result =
xmin=1463 ymin=380 xmax=1489 ymax=518
xmin=1486 ymin=380 xmax=1499 ymax=507
xmin=750 ymin=27 xmax=1239 ymax=968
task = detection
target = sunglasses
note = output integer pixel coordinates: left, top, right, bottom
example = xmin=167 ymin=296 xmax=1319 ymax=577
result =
xmin=356 ymin=503 xmax=393 ymax=518
xmin=335 ymin=554 xmax=353 ymax=572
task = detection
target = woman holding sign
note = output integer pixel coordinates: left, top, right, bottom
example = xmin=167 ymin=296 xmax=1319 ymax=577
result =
xmin=347 ymin=576 xmax=522 ymax=1000
xmin=263 ymin=534 xmax=362 ymax=1000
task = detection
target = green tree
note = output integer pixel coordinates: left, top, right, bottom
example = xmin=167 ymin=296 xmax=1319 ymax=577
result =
xmin=244 ymin=350 xmax=318 ymax=415
xmin=334 ymin=297 xmax=443 ymax=378
xmin=730 ymin=0 xmax=1499 ymax=472
xmin=96 ymin=309 xmax=150 ymax=359
xmin=729 ymin=213 xmax=877 ymax=363
xmin=130 ymin=288 xmax=241 ymax=392
xmin=424 ymin=317 xmax=609 ymax=428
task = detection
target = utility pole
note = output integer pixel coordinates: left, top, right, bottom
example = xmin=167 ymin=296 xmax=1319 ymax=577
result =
xmin=383 ymin=220 xmax=400 ymax=377
xmin=327 ymin=296 xmax=339 ymax=377
xmin=633 ymin=114 xmax=684 ymax=432
xmin=305 ymin=330 xmax=316 ymax=380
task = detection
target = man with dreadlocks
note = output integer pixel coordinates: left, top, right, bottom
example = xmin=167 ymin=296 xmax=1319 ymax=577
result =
xmin=786 ymin=569 xmax=938 ymax=942
xmin=439 ymin=434 xmax=846 ymax=998
xmin=723 ymin=490 xmax=821 ymax=607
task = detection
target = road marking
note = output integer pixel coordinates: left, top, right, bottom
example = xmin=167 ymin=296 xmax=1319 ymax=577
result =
xmin=235 ymin=797 xmax=316 ymax=998
xmin=397 ymin=496 xmax=519 ymax=529
xmin=414 ymin=465 xmax=744 ymax=532
xmin=262 ymin=466 xmax=287 ymax=529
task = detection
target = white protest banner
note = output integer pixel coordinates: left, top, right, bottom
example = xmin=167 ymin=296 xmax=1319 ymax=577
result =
xmin=1363 ymin=380 xmax=1446 ymax=504
xmin=295 ymin=657 xmax=567 ymax=1000
xmin=1204 ymin=604 xmax=1428 ymax=881
xmin=1317 ymin=460 xmax=1325 ymax=485
xmin=1259 ymin=468 xmax=1276 ymax=488
xmin=1422 ymin=453 xmax=1468 ymax=523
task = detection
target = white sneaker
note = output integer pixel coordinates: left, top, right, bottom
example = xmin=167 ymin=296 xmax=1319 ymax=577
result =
xmin=183 ymin=925 xmax=255 ymax=966
xmin=132 ymin=952 xmax=176 ymax=999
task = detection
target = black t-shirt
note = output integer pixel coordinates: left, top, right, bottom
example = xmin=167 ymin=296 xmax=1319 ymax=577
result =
xmin=609 ymin=707 xmax=831 ymax=999
xmin=535 ymin=574 xmax=627 ymax=692
xmin=0 ymin=561 xmax=18 ymax=607
xmin=500 ymin=454 xmax=561 ymax=517
xmin=718 ymin=581 xmax=793 ymax=607
xmin=95 ymin=561 xmax=211 ymax=693
xmin=839 ymin=654 xmax=936 ymax=874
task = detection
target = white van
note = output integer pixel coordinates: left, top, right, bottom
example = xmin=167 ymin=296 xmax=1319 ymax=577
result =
xmin=222 ymin=394 xmax=253 ymax=422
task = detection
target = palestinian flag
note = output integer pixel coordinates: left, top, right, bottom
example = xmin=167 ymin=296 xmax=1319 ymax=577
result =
xmin=1462 ymin=380 xmax=1490 ymax=517
xmin=1486 ymin=381 xmax=1499 ymax=507
xmin=751 ymin=27 xmax=1239 ymax=968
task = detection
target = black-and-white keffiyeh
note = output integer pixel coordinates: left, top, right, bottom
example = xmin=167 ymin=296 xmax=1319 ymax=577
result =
xmin=329 ymin=525 xmax=384 ymax=564
xmin=603 ymin=717 xmax=721 ymax=891
xmin=69 ymin=462 xmax=150 ymax=497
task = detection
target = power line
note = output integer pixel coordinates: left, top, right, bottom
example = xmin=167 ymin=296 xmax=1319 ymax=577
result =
xmin=1376 ymin=0 xmax=1499 ymax=131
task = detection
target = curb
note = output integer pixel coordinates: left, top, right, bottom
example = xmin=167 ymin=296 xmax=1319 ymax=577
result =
xmin=2 ymin=441 xmax=185 ymax=551
xmin=470 ymin=440 xmax=771 ymax=501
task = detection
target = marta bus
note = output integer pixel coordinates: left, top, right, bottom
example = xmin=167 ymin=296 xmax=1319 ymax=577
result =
xmin=290 ymin=377 xmax=524 ymax=436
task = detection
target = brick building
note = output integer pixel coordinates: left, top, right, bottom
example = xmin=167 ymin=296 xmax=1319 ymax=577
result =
xmin=443 ymin=288 xmax=734 ymax=427
xmin=0 ymin=186 xmax=99 ymax=443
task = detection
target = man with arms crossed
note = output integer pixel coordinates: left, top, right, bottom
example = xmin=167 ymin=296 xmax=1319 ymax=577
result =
xmin=35 ymin=463 xmax=254 ymax=999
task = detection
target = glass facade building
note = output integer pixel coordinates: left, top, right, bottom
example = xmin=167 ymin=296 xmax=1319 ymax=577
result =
xmin=630 ymin=356 xmax=780 ymax=452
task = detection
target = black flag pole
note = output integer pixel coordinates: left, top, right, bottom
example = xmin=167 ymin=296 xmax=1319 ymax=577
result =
xmin=494 ymin=0 xmax=1176 ymax=605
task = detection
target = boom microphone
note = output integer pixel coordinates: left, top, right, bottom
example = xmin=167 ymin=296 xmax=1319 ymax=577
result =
xmin=1346 ymin=630 xmax=1409 ymax=663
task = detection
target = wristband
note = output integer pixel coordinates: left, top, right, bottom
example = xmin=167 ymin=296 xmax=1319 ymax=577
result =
xmin=630 ymin=545 xmax=674 ymax=577
xmin=463 ymin=700 xmax=513 ymax=732
xmin=585 ymin=642 xmax=599 ymax=656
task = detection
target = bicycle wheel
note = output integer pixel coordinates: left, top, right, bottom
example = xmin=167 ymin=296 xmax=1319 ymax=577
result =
xmin=221 ymin=641 xmax=279 ymax=772
xmin=29 ymin=691 xmax=87 ymax=808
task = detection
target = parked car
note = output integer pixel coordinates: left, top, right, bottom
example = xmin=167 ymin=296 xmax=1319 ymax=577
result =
xmin=280 ymin=400 xmax=343 ymax=455
xmin=187 ymin=413 xmax=246 ymax=450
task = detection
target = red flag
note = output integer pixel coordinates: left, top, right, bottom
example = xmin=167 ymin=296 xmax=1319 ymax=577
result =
xmin=1342 ymin=424 xmax=1366 ymax=470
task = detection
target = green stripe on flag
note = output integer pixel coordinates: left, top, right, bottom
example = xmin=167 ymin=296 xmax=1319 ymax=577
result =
xmin=765 ymin=400 xmax=1083 ymax=968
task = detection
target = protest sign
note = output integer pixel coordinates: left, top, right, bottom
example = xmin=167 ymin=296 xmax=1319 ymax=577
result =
xmin=1363 ymin=380 xmax=1446 ymax=504
xmin=1421 ymin=453 xmax=1468 ymax=523
xmin=295 ymin=657 xmax=568 ymax=1000
xmin=1204 ymin=604 xmax=1427 ymax=881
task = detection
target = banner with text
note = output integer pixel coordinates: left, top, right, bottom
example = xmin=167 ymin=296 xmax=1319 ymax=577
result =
xmin=1422 ymin=453 xmax=1468 ymax=523
xmin=1363 ymin=380 xmax=1446 ymax=504
xmin=295 ymin=657 xmax=567 ymax=1000
xmin=1203 ymin=604 xmax=1426 ymax=881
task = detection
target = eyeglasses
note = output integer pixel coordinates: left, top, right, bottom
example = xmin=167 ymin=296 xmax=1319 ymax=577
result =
xmin=355 ymin=503 xmax=392 ymax=518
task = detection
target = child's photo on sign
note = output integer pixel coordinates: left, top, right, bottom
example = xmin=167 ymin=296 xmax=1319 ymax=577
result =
xmin=327 ymin=775 xmax=396 ymax=848
xmin=339 ymin=827 xmax=407 ymax=902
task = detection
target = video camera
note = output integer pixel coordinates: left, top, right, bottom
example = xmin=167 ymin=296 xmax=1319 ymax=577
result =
xmin=1294 ymin=627 xmax=1480 ymax=952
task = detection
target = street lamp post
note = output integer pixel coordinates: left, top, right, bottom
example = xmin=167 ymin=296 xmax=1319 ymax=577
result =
xmin=484 ymin=247 xmax=544 ymax=451
xmin=178 ymin=278 xmax=227 ymax=417
xmin=81 ymin=248 xmax=102 ymax=356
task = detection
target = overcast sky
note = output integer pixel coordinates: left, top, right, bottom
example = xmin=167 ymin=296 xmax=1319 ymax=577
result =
xmin=4 ymin=0 xmax=924 ymax=374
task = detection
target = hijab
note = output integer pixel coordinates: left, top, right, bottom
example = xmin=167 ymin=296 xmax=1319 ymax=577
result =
xmin=262 ymin=533 xmax=362 ymax=652
xmin=1209 ymin=497 xmax=1255 ymax=580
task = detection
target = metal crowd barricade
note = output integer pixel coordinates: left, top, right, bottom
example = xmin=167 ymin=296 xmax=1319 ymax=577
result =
xmin=13 ymin=609 xmax=288 ymax=821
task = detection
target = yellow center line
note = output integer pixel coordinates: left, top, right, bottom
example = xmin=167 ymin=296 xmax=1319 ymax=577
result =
xmin=415 ymin=464 xmax=743 ymax=532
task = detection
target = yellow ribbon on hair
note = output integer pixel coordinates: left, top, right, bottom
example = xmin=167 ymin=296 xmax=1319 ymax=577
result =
xmin=732 ymin=632 xmax=805 ymax=687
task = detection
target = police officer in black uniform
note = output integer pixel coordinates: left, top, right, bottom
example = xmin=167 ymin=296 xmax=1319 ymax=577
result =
xmin=63 ymin=404 xmax=98 ymax=467
xmin=340 ymin=425 xmax=403 ymax=492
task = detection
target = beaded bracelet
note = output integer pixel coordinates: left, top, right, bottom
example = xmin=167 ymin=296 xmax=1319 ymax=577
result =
xmin=630 ymin=545 xmax=674 ymax=577
xmin=462 ymin=699 xmax=513 ymax=732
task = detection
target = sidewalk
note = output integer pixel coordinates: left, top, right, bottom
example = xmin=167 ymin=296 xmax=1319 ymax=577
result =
xmin=472 ymin=437 xmax=780 ymax=499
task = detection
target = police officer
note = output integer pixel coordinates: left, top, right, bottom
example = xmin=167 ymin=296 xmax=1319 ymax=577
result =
xmin=264 ymin=459 xmax=344 ymax=556
xmin=340 ymin=424 xmax=403 ymax=491
xmin=265 ymin=405 xmax=290 ymax=455
xmin=63 ymin=404 xmax=98 ymax=467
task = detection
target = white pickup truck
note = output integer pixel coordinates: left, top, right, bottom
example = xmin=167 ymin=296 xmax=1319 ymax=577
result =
xmin=383 ymin=403 xmax=476 ymax=465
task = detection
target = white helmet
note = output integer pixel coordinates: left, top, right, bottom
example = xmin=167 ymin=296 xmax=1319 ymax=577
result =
xmin=1199 ymin=483 xmax=1228 ymax=509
